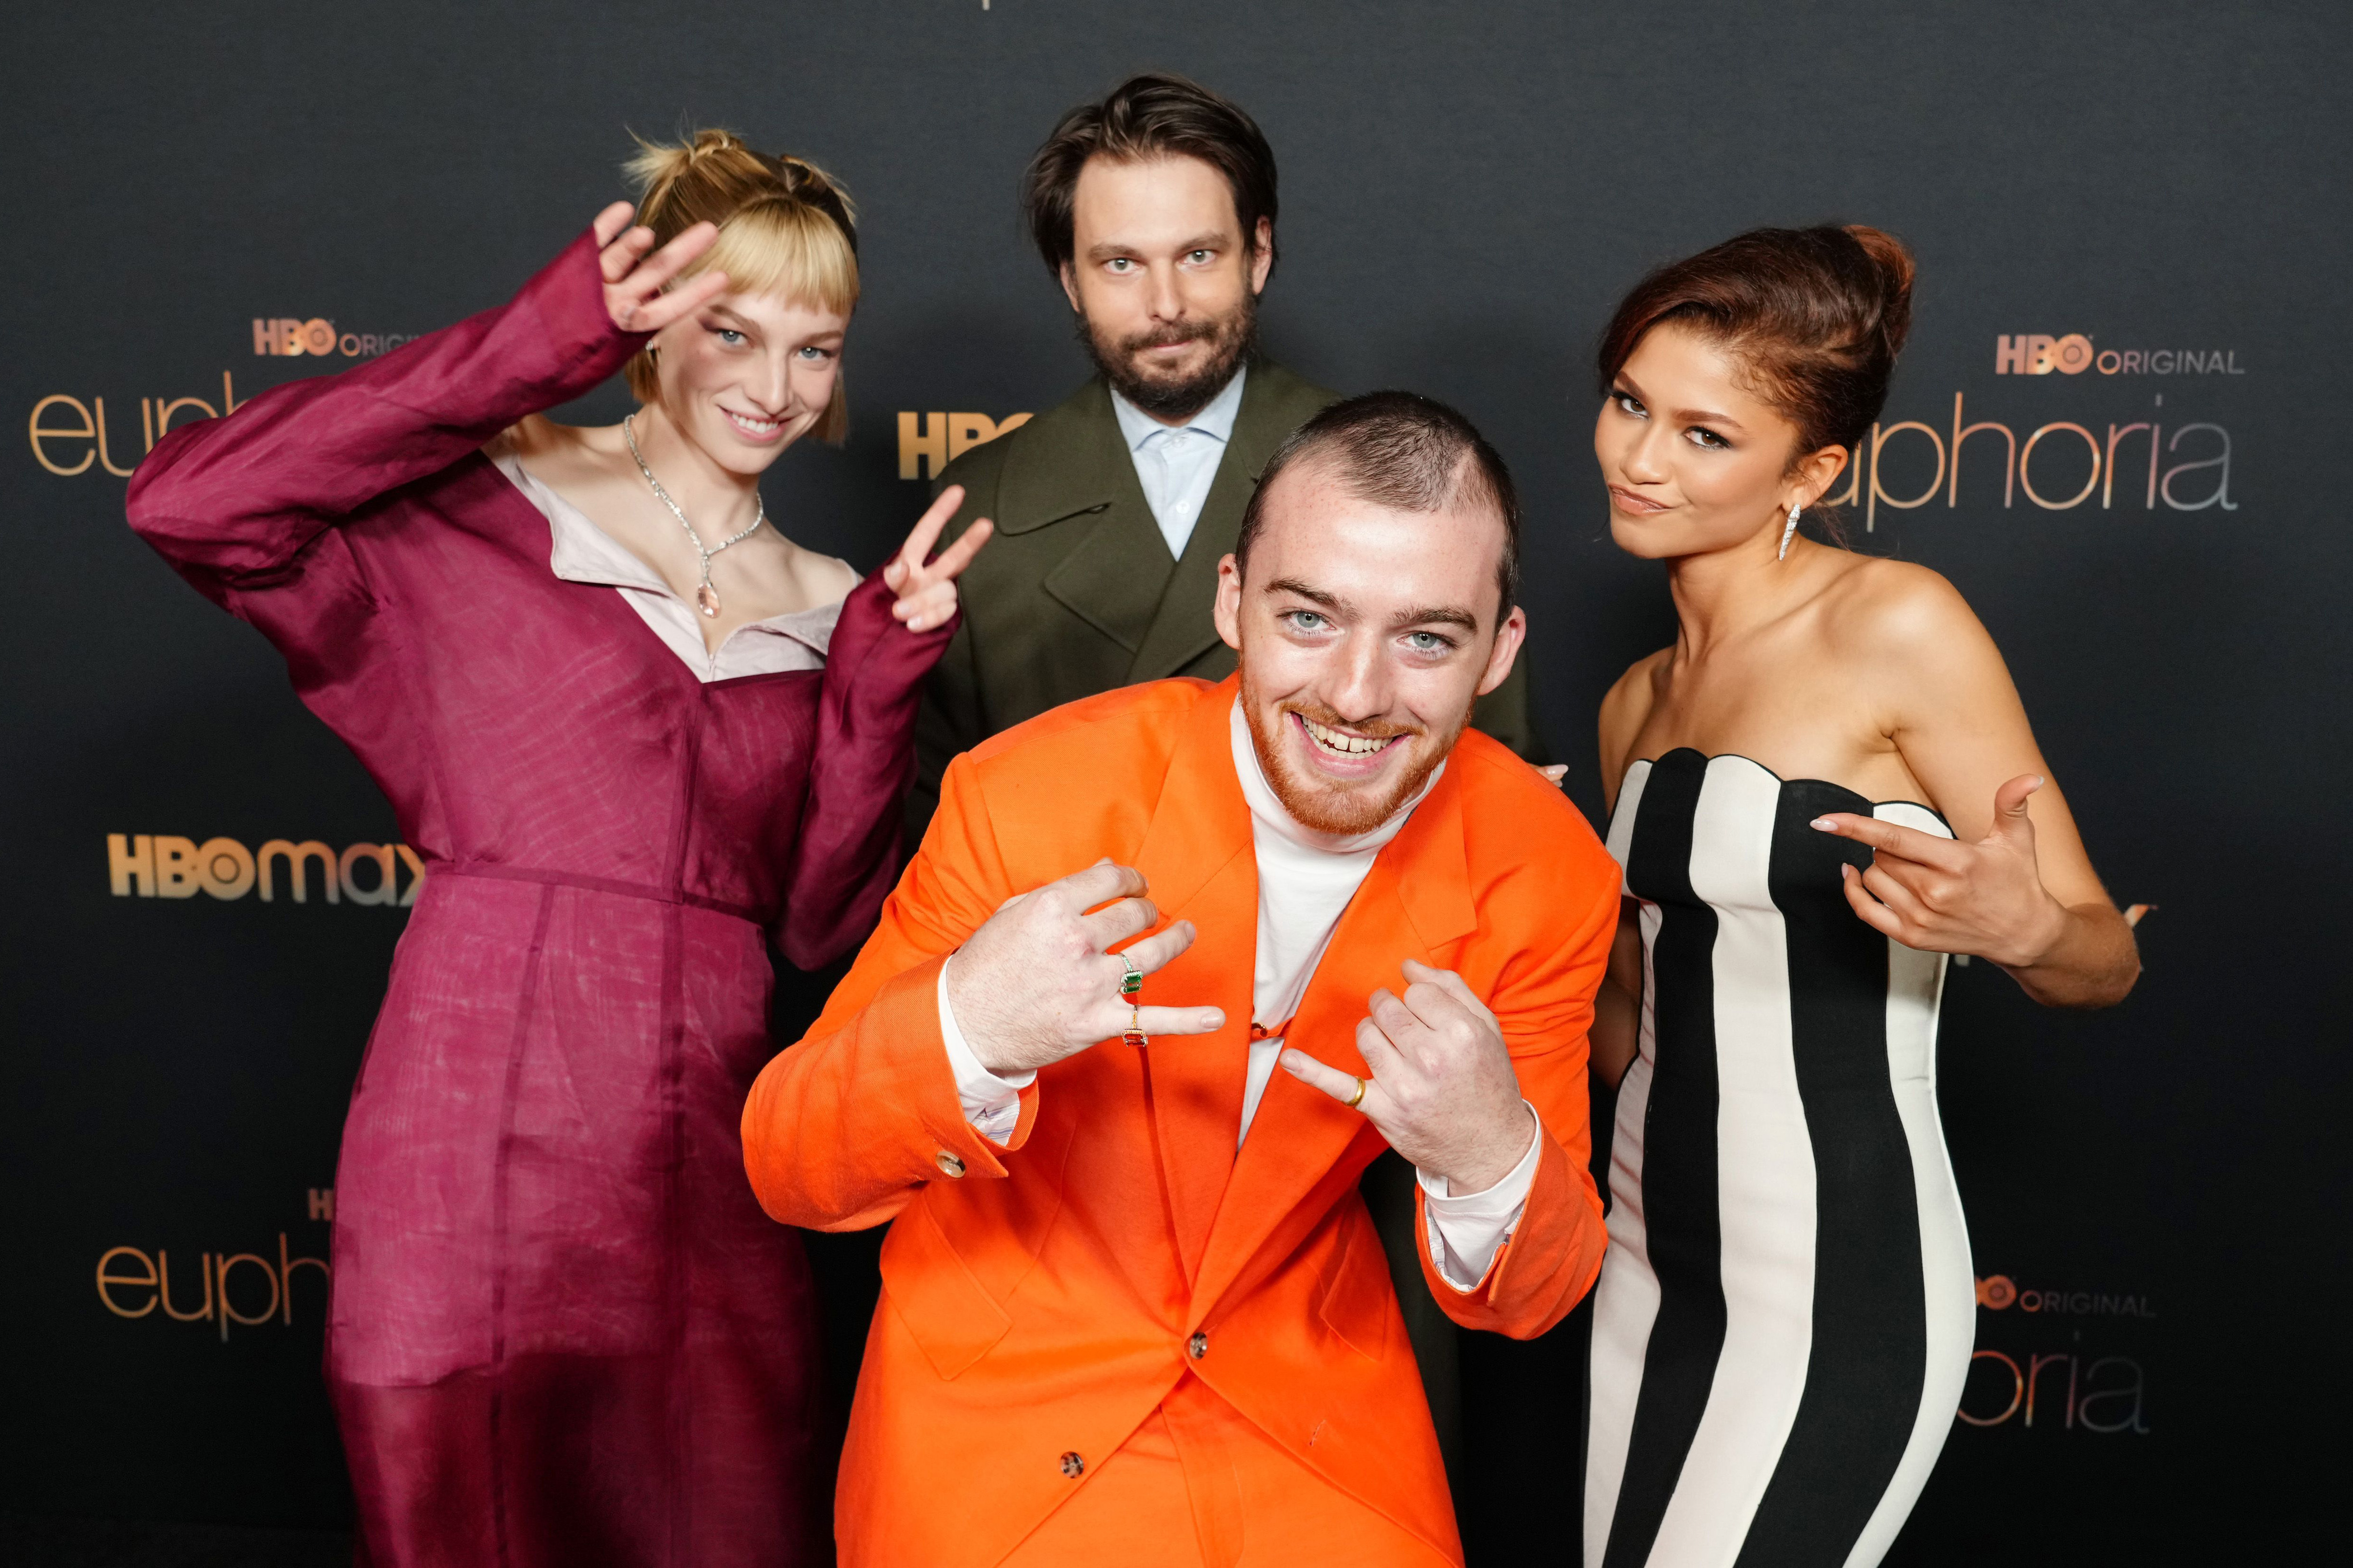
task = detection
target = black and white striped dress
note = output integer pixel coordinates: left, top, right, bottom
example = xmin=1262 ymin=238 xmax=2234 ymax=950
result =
xmin=1585 ymin=750 xmax=1973 ymax=1568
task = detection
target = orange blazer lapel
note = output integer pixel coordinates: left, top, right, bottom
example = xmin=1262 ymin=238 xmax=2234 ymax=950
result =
xmin=1189 ymin=759 xmax=1481 ymax=1319
xmin=1126 ymin=677 xmax=1256 ymax=1281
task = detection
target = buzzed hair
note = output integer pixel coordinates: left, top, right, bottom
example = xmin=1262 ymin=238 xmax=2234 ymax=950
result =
xmin=1235 ymin=390 xmax=1521 ymax=618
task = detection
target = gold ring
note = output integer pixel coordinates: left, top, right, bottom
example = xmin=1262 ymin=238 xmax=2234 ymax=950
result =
xmin=1346 ymin=1075 xmax=1367 ymax=1110
xmin=1122 ymin=1003 xmax=1147 ymax=1049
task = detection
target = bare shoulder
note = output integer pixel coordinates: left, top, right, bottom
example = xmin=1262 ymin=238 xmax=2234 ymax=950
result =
xmin=488 ymin=416 xmax=610 ymax=480
xmin=1597 ymin=647 xmax=1671 ymax=792
xmin=481 ymin=413 xmax=548 ymax=463
xmin=1599 ymin=649 xmax=1670 ymax=731
xmin=1818 ymin=555 xmax=1999 ymax=670
xmin=791 ymin=543 xmax=862 ymax=604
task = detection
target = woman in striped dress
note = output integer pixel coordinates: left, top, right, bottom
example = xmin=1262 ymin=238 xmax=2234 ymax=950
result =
xmin=1581 ymin=226 xmax=2141 ymax=1568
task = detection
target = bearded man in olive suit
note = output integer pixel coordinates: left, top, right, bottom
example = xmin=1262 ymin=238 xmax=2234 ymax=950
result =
xmin=910 ymin=74 xmax=1532 ymax=845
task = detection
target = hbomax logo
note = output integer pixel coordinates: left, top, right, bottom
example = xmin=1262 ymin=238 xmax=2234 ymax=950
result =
xmin=107 ymin=834 xmax=424 ymax=907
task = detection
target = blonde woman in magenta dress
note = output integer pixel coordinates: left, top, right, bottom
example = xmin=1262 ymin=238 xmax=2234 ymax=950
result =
xmin=128 ymin=133 xmax=990 ymax=1567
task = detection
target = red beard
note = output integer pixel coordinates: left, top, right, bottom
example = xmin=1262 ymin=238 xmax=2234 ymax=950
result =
xmin=1241 ymin=691 xmax=1460 ymax=837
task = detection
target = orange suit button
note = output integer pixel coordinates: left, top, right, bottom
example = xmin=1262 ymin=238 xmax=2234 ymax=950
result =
xmin=1187 ymin=1331 xmax=1208 ymax=1360
xmin=1059 ymin=1451 xmax=1085 ymax=1478
xmin=935 ymin=1150 xmax=967 ymax=1178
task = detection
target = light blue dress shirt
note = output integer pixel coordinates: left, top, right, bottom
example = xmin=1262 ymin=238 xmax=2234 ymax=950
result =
xmin=1108 ymin=365 xmax=1248 ymax=561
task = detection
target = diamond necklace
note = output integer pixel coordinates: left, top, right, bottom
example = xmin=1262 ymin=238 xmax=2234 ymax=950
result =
xmin=623 ymin=413 xmax=766 ymax=618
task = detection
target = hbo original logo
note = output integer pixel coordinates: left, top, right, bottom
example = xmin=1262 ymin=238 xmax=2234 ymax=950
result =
xmin=252 ymin=318 xmax=414 ymax=359
xmin=1995 ymin=334 xmax=2095 ymax=376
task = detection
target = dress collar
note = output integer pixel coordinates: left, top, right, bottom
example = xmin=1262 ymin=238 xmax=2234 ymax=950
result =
xmin=496 ymin=452 xmax=840 ymax=662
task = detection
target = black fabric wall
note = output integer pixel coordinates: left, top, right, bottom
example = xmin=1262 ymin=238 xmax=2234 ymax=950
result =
xmin=5 ymin=3 xmax=2344 ymax=1559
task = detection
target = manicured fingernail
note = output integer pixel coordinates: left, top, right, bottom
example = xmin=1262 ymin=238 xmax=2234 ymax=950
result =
xmin=1811 ymin=818 xmax=1837 ymax=831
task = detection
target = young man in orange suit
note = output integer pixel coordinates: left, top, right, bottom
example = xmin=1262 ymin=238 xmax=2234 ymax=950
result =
xmin=744 ymin=392 xmax=1621 ymax=1567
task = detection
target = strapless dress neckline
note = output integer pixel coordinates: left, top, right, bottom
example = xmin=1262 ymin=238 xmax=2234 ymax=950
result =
xmin=1627 ymin=747 xmax=1951 ymax=831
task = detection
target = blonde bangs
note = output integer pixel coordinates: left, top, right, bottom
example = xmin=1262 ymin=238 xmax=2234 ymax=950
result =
xmin=618 ymin=140 xmax=862 ymax=437
xmin=690 ymin=198 xmax=859 ymax=318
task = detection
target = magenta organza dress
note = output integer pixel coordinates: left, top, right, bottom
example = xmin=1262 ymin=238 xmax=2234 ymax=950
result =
xmin=127 ymin=232 xmax=949 ymax=1567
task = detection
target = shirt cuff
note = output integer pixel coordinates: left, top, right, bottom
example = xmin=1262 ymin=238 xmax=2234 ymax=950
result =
xmin=1417 ymin=1102 xmax=1543 ymax=1292
xmin=939 ymin=956 xmax=1033 ymax=1146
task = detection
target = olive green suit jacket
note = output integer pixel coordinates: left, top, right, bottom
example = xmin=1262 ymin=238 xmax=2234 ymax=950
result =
xmin=907 ymin=360 xmax=1534 ymax=842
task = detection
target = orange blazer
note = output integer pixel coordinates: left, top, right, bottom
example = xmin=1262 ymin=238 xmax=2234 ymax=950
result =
xmin=743 ymin=674 xmax=1620 ymax=1566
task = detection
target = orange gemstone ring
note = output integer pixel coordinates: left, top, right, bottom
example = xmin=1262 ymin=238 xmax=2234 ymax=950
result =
xmin=1123 ymin=1004 xmax=1147 ymax=1049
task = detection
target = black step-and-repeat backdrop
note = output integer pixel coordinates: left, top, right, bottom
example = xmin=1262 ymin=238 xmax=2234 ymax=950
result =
xmin=5 ymin=3 xmax=2345 ymax=1560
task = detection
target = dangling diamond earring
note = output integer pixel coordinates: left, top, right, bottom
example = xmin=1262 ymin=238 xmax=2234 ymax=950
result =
xmin=1777 ymin=501 xmax=1802 ymax=561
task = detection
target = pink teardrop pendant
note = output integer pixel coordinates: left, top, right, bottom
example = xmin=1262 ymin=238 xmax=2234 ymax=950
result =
xmin=695 ymin=583 xmax=721 ymax=618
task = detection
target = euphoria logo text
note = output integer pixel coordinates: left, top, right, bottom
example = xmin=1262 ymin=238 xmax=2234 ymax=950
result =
xmin=96 ymin=1208 xmax=333 ymax=1342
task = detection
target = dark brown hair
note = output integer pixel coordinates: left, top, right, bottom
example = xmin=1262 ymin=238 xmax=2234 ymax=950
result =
xmin=621 ymin=129 xmax=860 ymax=439
xmin=1597 ymin=224 xmax=1915 ymax=469
xmin=1236 ymin=391 xmax=1521 ymax=619
xmin=1022 ymin=73 xmax=1279 ymax=282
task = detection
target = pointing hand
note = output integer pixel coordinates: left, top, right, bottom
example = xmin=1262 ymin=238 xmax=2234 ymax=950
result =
xmin=1279 ymin=960 xmax=1535 ymax=1195
xmin=1810 ymin=773 xmax=2069 ymax=966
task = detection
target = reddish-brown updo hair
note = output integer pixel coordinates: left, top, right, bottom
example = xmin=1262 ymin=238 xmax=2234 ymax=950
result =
xmin=1597 ymin=224 xmax=1915 ymax=470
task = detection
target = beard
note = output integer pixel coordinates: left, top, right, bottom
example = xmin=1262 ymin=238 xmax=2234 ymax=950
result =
xmin=1078 ymin=290 xmax=1258 ymax=422
xmin=1242 ymin=687 xmax=1464 ymax=838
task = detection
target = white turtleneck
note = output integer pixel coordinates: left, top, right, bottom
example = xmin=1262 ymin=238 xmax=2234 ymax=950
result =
xmin=936 ymin=699 xmax=1540 ymax=1290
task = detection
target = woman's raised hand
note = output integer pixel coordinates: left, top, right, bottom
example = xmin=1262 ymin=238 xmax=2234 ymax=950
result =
xmin=884 ymin=484 xmax=995 ymax=634
xmin=591 ymin=202 xmax=729 ymax=336
xmin=1812 ymin=773 xmax=2069 ymax=967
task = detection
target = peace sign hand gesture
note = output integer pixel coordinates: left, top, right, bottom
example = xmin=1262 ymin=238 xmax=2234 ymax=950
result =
xmin=591 ymin=201 xmax=729 ymax=336
xmin=1810 ymin=773 xmax=2069 ymax=967
xmin=884 ymin=486 xmax=995 ymax=634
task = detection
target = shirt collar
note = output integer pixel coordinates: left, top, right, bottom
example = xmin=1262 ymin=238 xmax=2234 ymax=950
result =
xmin=1110 ymin=362 xmax=1248 ymax=454
xmin=1228 ymin=696 xmax=1443 ymax=858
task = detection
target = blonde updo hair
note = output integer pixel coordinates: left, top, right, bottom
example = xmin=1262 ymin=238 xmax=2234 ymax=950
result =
xmin=621 ymin=129 xmax=860 ymax=443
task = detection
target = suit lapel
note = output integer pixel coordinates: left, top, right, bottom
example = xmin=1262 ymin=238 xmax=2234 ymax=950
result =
xmin=1188 ymin=757 xmax=1481 ymax=1320
xmin=997 ymin=379 xmax=1175 ymax=655
xmin=1127 ymin=677 xmax=1257 ymax=1281
xmin=1127 ymin=365 xmax=1306 ymax=683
